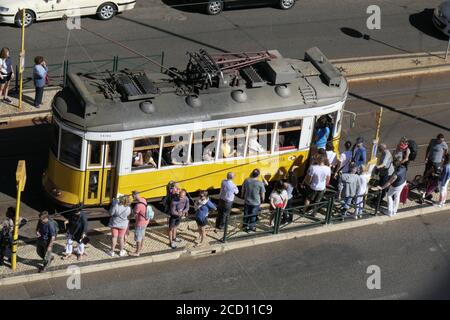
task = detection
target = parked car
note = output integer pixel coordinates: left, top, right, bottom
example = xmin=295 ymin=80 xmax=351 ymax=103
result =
xmin=433 ymin=1 xmax=450 ymax=36
xmin=0 ymin=0 xmax=136 ymax=27
xmin=203 ymin=0 xmax=297 ymax=15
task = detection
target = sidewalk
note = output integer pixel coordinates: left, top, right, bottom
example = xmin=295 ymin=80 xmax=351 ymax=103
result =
xmin=2 ymin=51 xmax=450 ymax=127
xmin=1 ymin=187 xmax=448 ymax=284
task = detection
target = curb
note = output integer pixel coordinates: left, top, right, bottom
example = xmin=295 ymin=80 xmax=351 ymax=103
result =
xmin=1 ymin=203 xmax=447 ymax=286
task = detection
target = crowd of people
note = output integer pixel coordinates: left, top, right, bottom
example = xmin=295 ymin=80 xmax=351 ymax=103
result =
xmin=0 ymin=129 xmax=449 ymax=272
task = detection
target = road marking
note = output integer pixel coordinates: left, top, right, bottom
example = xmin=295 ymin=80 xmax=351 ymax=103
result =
xmin=370 ymin=292 xmax=409 ymax=300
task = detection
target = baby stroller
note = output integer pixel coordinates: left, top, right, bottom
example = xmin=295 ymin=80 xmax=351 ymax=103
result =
xmin=410 ymin=166 xmax=441 ymax=204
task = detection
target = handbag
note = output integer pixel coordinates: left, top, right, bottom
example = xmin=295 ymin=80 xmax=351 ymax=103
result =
xmin=45 ymin=73 xmax=49 ymax=85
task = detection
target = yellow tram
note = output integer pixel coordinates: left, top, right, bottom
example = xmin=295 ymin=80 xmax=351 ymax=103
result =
xmin=43 ymin=47 xmax=348 ymax=208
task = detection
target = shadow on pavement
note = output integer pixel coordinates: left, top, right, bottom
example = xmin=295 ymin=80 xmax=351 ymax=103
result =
xmin=340 ymin=27 xmax=415 ymax=55
xmin=349 ymin=92 xmax=450 ymax=132
xmin=116 ymin=15 xmax=229 ymax=53
xmin=0 ymin=125 xmax=51 ymax=213
xmin=162 ymin=0 xmax=205 ymax=14
xmin=409 ymin=9 xmax=449 ymax=41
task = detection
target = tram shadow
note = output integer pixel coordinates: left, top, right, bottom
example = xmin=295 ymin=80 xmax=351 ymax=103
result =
xmin=0 ymin=124 xmax=51 ymax=213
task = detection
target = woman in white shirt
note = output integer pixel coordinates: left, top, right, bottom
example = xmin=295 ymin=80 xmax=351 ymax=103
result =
xmin=355 ymin=165 xmax=371 ymax=218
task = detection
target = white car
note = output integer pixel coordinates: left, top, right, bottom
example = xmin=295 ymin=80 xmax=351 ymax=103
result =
xmin=0 ymin=0 xmax=136 ymax=27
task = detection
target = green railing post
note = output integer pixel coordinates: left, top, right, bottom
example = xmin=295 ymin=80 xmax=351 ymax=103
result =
xmin=273 ymin=208 xmax=282 ymax=234
xmin=160 ymin=51 xmax=165 ymax=73
xmin=113 ymin=56 xmax=119 ymax=72
xmin=222 ymin=213 xmax=229 ymax=243
xmin=63 ymin=60 xmax=69 ymax=88
xmin=325 ymin=197 xmax=334 ymax=225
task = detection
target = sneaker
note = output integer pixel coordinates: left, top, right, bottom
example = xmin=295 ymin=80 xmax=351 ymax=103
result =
xmin=173 ymin=237 xmax=182 ymax=243
xmin=170 ymin=243 xmax=177 ymax=249
xmin=3 ymin=98 xmax=12 ymax=103
xmin=119 ymin=250 xmax=127 ymax=257
xmin=108 ymin=250 xmax=115 ymax=257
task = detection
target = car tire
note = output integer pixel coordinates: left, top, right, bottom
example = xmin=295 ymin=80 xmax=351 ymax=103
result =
xmin=14 ymin=9 xmax=35 ymax=28
xmin=206 ymin=1 xmax=223 ymax=15
xmin=279 ymin=0 xmax=295 ymax=10
xmin=97 ymin=2 xmax=117 ymax=20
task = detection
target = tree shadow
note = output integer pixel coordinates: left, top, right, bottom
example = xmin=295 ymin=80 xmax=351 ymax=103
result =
xmin=409 ymin=9 xmax=449 ymax=41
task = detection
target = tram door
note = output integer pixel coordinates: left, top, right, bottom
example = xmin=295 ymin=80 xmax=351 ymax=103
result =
xmin=84 ymin=141 xmax=117 ymax=206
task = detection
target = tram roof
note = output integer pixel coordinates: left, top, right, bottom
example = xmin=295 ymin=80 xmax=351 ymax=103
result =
xmin=52 ymin=47 xmax=348 ymax=133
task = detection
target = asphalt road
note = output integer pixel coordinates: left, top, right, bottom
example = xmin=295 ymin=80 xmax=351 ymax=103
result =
xmin=0 ymin=0 xmax=447 ymax=71
xmin=1 ymin=209 xmax=449 ymax=300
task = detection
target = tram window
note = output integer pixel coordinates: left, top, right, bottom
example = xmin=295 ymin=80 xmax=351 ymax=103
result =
xmin=191 ymin=130 xmax=218 ymax=163
xmin=161 ymin=133 xmax=191 ymax=167
xmin=132 ymin=137 xmax=160 ymax=169
xmin=275 ymin=120 xmax=302 ymax=151
xmin=247 ymin=123 xmax=274 ymax=156
xmin=88 ymin=141 xmax=103 ymax=167
xmin=59 ymin=130 xmax=82 ymax=168
xmin=50 ymin=122 xmax=60 ymax=157
xmin=220 ymin=126 xmax=247 ymax=159
xmin=106 ymin=142 xmax=116 ymax=166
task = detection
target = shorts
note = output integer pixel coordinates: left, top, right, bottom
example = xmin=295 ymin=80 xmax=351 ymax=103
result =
xmin=134 ymin=226 xmax=147 ymax=242
xmin=169 ymin=216 xmax=181 ymax=229
xmin=195 ymin=217 xmax=208 ymax=227
xmin=306 ymin=185 xmax=325 ymax=203
xmin=111 ymin=227 xmax=127 ymax=238
xmin=5 ymin=72 xmax=12 ymax=82
xmin=439 ymin=180 xmax=449 ymax=193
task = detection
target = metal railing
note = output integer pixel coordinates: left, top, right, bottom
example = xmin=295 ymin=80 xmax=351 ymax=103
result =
xmin=221 ymin=189 xmax=384 ymax=242
xmin=14 ymin=52 xmax=165 ymax=91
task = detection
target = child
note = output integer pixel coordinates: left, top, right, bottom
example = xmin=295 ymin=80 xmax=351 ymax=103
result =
xmin=269 ymin=181 xmax=288 ymax=226
xmin=194 ymin=190 xmax=216 ymax=247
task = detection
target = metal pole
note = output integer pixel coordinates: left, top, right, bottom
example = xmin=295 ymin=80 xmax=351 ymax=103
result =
xmin=11 ymin=160 xmax=26 ymax=271
xmin=446 ymin=37 xmax=450 ymax=60
xmin=18 ymin=9 xmax=26 ymax=110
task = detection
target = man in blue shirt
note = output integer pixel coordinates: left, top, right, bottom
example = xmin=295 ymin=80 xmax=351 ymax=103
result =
xmin=314 ymin=117 xmax=330 ymax=149
xmin=215 ymin=172 xmax=239 ymax=230
xmin=352 ymin=137 xmax=367 ymax=170
xmin=35 ymin=211 xmax=56 ymax=272
xmin=32 ymin=56 xmax=48 ymax=108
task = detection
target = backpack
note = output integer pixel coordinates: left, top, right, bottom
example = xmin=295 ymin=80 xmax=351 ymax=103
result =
xmin=138 ymin=202 xmax=154 ymax=221
xmin=408 ymin=140 xmax=418 ymax=161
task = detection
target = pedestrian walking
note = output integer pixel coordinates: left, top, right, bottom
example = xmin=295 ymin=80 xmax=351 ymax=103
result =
xmin=130 ymin=191 xmax=151 ymax=257
xmin=282 ymin=180 xmax=294 ymax=223
xmin=242 ymin=169 xmax=266 ymax=232
xmin=269 ymin=181 xmax=288 ymax=226
xmin=108 ymin=196 xmax=131 ymax=257
xmin=303 ymin=155 xmax=331 ymax=216
xmin=215 ymin=172 xmax=238 ymax=230
xmin=424 ymin=133 xmax=448 ymax=178
xmin=194 ymin=190 xmax=217 ymax=247
xmin=35 ymin=211 xmax=56 ymax=272
xmin=436 ymin=154 xmax=450 ymax=208
xmin=0 ymin=48 xmax=13 ymax=103
xmin=352 ymin=137 xmax=367 ymax=170
xmin=375 ymin=143 xmax=394 ymax=200
xmin=62 ymin=210 xmax=88 ymax=261
xmin=326 ymin=141 xmax=338 ymax=172
xmin=169 ymin=189 xmax=189 ymax=249
xmin=375 ymin=159 xmax=408 ymax=217
xmin=339 ymin=164 xmax=360 ymax=218
xmin=33 ymin=56 xmax=48 ymax=108
xmin=355 ymin=165 xmax=371 ymax=218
